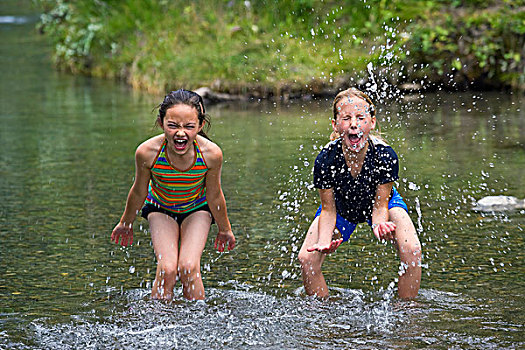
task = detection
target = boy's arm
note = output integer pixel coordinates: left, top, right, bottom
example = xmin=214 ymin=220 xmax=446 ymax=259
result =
xmin=307 ymin=188 xmax=342 ymax=253
xmin=371 ymin=182 xmax=396 ymax=241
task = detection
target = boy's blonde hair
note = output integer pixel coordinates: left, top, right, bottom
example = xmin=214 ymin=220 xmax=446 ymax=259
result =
xmin=330 ymin=88 xmax=382 ymax=141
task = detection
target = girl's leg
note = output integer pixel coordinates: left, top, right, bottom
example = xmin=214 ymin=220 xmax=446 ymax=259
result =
xmin=298 ymin=217 xmax=329 ymax=297
xmin=178 ymin=211 xmax=212 ymax=300
xmin=389 ymin=207 xmax=422 ymax=299
xmin=149 ymin=212 xmax=181 ymax=300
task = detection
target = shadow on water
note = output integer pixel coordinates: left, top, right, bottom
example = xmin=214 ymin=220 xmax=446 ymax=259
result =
xmin=1 ymin=1 xmax=524 ymax=349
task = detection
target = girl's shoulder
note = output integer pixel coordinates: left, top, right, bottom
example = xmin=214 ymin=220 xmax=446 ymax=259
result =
xmin=137 ymin=134 xmax=164 ymax=152
xmin=135 ymin=134 xmax=164 ymax=166
xmin=196 ymin=135 xmax=223 ymax=169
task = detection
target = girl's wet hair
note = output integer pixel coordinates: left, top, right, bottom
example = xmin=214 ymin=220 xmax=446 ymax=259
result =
xmin=156 ymin=89 xmax=211 ymax=140
xmin=330 ymin=87 xmax=382 ymax=141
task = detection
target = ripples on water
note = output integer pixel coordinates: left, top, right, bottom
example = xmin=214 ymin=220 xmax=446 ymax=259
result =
xmin=0 ymin=287 xmax=513 ymax=349
xmin=16 ymin=288 xmax=406 ymax=349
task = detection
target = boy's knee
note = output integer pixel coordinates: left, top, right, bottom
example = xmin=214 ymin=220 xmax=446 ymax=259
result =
xmin=399 ymin=241 xmax=422 ymax=261
xmin=298 ymin=250 xmax=309 ymax=265
xmin=298 ymin=251 xmax=319 ymax=270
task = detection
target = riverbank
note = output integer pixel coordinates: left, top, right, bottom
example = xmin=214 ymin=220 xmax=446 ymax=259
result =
xmin=36 ymin=1 xmax=525 ymax=101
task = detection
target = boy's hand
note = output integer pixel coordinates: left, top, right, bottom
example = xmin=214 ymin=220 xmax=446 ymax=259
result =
xmin=307 ymin=238 xmax=343 ymax=254
xmin=372 ymin=221 xmax=396 ymax=241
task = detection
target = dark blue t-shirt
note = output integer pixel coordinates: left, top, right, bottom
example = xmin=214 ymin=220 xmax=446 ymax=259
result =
xmin=313 ymin=137 xmax=399 ymax=223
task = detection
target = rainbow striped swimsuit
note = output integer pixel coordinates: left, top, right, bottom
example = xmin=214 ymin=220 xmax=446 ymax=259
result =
xmin=145 ymin=139 xmax=208 ymax=213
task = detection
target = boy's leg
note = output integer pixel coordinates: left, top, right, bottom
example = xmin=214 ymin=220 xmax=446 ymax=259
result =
xmin=149 ymin=212 xmax=181 ymax=300
xmin=298 ymin=217 xmax=329 ymax=297
xmin=389 ymin=207 xmax=422 ymax=299
xmin=178 ymin=211 xmax=212 ymax=300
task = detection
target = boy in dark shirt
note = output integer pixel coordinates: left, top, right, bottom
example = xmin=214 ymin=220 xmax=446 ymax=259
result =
xmin=298 ymin=88 xmax=422 ymax=299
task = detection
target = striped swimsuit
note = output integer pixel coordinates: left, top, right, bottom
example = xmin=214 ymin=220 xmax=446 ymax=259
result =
xmin=145 ymin=139 xmax=208 ymax=214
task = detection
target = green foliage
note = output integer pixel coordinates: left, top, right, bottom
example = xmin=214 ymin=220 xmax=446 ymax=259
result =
xmin=36 ymin=0 xmax=525 ymax=94
xmin=404 ymin=4 xmax=525 ymax=89
xmin=38 ymin=0 xmax=101 ymax=70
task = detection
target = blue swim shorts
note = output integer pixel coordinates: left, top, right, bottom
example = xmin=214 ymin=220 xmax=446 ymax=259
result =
xmin=314 ymin=187 xmax=408 ymax=242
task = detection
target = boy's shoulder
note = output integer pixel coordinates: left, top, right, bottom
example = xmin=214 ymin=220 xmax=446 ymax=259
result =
xmin=320 ymin=138 xmax=340 ymax=153
xmin=369 ymin=136 xmax=398 ymax=161
xmin=369 ymin=135 xmax=389 ymax=147
xmin=370 ymin=135 xmax=394 ymax=152
xmin=315 ymin=138 xmax=340 ymax=165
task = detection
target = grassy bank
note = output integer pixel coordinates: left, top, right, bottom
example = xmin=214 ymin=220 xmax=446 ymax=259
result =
xmin=36 ymin=0 xmax=525 ymax=98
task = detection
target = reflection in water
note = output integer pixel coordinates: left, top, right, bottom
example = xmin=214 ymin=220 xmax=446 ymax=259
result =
xmin=0 ymin=16 xmax=34 ymax=24
xmin=0 ymin=1 xmax=524 ymax=349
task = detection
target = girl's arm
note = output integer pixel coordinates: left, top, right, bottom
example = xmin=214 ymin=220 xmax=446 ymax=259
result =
xmin=307 ymin=188 xmax=343 ymax=253
xmin=372 ymin=182 xmax=396 ymax=241
xmin=111 ymin=143 xmax=153 ymax=246
xmin=204 ymin=144 xmax=235 ymax=252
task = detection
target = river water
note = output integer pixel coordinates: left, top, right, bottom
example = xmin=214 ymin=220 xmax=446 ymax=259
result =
xmin=1 ymin=2 xmax=524 ymax=349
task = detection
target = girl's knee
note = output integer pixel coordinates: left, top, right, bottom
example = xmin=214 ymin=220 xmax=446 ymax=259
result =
xmin=158 ymin=261 xmax=178 ymax=279
xmin=178 ymin=260 xmax=201 ymax=280
xmin=153 ymin=262 xmax=178 ymax=299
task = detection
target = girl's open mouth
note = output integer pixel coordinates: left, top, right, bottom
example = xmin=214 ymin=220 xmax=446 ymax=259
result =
xmin=174 ymin=139 xmax=188 ymax=151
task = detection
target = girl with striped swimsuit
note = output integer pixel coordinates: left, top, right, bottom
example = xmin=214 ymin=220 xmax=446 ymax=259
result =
xmin=111 ymin=90 xmax=235 ymax=300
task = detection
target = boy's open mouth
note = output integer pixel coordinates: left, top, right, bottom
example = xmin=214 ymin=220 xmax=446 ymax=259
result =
xmin=347 ymin=132 xmax=363 ymax=146
xmin=174 ymin=139 xmax=188 ymax=151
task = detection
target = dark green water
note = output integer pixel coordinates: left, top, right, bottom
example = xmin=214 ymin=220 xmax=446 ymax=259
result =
xmin=1 ymin=2 xmax=524 ymax=349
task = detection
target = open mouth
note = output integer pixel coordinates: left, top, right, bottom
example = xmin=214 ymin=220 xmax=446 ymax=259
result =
xmin=347 ymin=132 xmax=363 ymax=146
xmin=173 ymin=139 xmax=188 ymax=151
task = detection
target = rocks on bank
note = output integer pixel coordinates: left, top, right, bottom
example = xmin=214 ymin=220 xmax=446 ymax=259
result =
xmin=472 ymin=196 xmax=525 ymax=212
